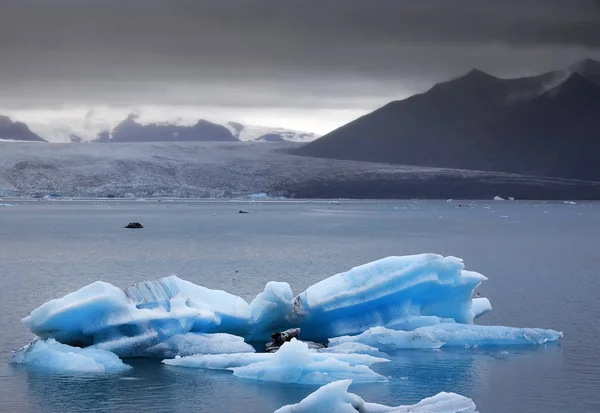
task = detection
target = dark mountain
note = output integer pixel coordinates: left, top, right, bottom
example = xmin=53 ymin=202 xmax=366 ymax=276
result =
xmin=0 ymin=115 xmax=46 ymax=142
xmin=69 ymin=134 xmax=83 ymax=143
xmin=102 ymin=114 xmax=238 ymax=142
xmin=294 ymin=59 xmax=600 ymax=181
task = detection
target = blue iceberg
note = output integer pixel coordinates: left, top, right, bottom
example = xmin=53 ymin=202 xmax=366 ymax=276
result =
xmin=11 ymin=339 xmax=130 ymax=373
xmin=17 ymin=253 xmax=562 ymax=373
xmin=274 ymin=379 xmax=478 ymax=413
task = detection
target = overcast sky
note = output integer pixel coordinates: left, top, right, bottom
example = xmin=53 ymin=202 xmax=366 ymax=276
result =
xmin=2 ymin=0 xmax=600 ymax=140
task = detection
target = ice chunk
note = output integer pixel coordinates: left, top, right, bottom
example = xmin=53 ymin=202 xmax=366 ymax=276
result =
xmin=292 ymin=254 xmax=488 ymax=340
xmin=317 ymin=342 xmax=388 ymax=357
xmin=11 ymin=339 xmax=130 ymax=373
xmin=248 ymin=282 xmax=294 ymax=340
xmin=329 ymin=326 xmax=444 ymax=352
xmin=22 ymin=281 xmax=131 ymax=345
xmin=330 ymin=324 xmax=563 ymax=351
xmin=163 ymin=343 xmax=389 ymax=370
xmin=141 ymin=333 xmax=255 ymax=358
xmin=22 ymin=276 xmax=252 ymax=356
xmin=230 ymin=339 xmax=388 ymax=384
xmin=274 ymin=379 xmax=478 ymax=413
xmin=163 ymin=352 xmax=270 ymax=370
xmin=124 ymin=275 xmax=250 ymax=333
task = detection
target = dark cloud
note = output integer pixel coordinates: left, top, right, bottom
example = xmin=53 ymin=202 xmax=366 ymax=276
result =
xmin=1 ymin=0 xmax=600 ymax=133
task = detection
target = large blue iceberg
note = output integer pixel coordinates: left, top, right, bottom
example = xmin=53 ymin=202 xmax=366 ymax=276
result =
xmin=274 ymin=379 xmax=478 ymax=413
xmin=16 ymin=254 xmax=561 ymax=372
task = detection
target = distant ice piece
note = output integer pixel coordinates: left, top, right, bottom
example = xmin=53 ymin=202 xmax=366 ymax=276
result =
xmin=230 ymin=339 xmax=388 ymax=384
xmin=494 ymin=195 xmax=504 ymax=201
xmin=292 ymin=254 xmax=490 ymax=341
xmin=162 ymin=342 xmax=389 ymax=370
xmin=274 ymin=379 xmax=478 ymax=413
xmin=11 ymin=339 xmax=130 ymax=373
xmin=246 ymin=192 xmax=288 ymax=200
xmin=330 ymin=324 xmax=563 ymax=351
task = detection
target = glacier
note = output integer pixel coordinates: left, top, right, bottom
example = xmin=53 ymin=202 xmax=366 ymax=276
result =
xmin=11 ymin=339 xmax=131 ymax=373
xmin=230 ymin=339 xmax=388 ymax=384
xmin=274 ymin=380 xmax=478 ymax=413
xmin=16 ymin=253 xmax=562 ymax=376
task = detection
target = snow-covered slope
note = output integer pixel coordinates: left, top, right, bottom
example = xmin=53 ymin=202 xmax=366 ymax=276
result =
xmin=225 ymin=122 xmax=319 ymax=142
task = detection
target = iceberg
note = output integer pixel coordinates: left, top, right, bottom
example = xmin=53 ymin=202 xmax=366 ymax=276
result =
xmin=11 ymin=339 xmax=130 ymax=373
xmin=230 ymin=339 xmax=388 ymax=384
xmin=330 ymin=324 xmax=563 ymax=351
xmin=19 ymin=253 xmax=559 ymax=362
xmin=274 ymin=380 xmax=478 ymax=413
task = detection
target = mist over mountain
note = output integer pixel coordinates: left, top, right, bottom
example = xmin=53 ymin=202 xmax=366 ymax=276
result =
xmin=294 ymin=59 xmax=600 ymax=182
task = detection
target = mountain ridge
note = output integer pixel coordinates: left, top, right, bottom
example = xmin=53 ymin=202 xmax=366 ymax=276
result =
xmin=293 ymin=59 xmax=600 ymax=181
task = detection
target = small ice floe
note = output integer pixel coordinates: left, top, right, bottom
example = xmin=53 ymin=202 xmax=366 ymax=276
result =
xmin=564 ymin=201 xmax=577 ymax=205
xmin=493 ymin=195 xmax=504 ymax=201
xmin=274 ymin=380 xmax=478 ymax=413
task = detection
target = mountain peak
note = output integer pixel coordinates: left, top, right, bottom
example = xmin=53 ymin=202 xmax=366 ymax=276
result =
xmin=461 ymin=68 xmax=499 ymax=82
xmin=570 ymin=58 xmax=600 ymax=72
xmin=543 ymin=72 xmax=600 ymax=100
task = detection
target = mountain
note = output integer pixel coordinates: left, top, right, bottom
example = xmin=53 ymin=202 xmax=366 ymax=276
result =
xmin=94 ymin=114 xmax=239 ymax=142
xmin=0 ymin=115 xmax=46 ymax=142
xmin=226 ymin=122 xmax=319 ymax=142
xmin=293 ymin=59 xmax=600 ymax=181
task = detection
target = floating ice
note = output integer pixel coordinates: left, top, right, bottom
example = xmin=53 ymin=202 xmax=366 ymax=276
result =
xmin=317 ymin=342 xmax=388 ymax=357
xmin=274 ymin=379 xmax=478 ymax=413
xmin=230 ymin=339 xmax=388 ymax=384
xmin=21 ymin=254 xmax=561 ymax=364
xmin=11 ymin=339 xmax=130 ymax=373
xmin=162 ymin=343 xmax=389 ymax=370
xmin=330 ymin=324 xmax=563 ymax=351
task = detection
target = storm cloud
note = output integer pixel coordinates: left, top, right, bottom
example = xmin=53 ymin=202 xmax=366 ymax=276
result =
xmin=1 ymin=0 xmax=600 ymax=137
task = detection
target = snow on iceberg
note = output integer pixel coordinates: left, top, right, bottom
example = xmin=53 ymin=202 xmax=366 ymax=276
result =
xmin=330 ymin=324 xmax=563 ymax=352
xmin=11 ymin=339 xmax=130 ymax=373
xmin=274 ymin=379 xmax=478 ymax=413
xmin=230 ymin=339 xmax=388 ymax=384
xmin=162 ymin=343 xmax=389 ymax=370
xmin=291 ymin=254 xmax=490 ymax=340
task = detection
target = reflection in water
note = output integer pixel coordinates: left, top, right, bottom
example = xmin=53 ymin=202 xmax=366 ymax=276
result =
xmin=18 ymin=345 xmax=563 ymax=413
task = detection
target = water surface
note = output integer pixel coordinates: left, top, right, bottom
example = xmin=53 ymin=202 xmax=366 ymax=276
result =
xmin=1 ymin=199 xmax=598 ymax=412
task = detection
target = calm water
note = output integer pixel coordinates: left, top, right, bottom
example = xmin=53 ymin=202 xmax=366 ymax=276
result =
xmin=0 ymin=199 xmax=598 ymax=412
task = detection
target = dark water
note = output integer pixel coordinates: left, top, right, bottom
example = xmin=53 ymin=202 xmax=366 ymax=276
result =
xmin=0 ymin=199 xmax=598 ymax=412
